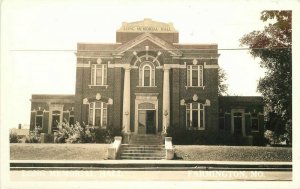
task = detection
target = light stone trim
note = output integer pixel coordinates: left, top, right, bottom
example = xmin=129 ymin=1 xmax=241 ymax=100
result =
xmin=173 ymin=56 xmax=220 ymax=60
xmin=31 ymin=99 xmax=74 ymax=103
xmin=133 ymin=55 xmax=161 ymax=67
xmin=114 ymin=33 xmax=182 ymax=56
xmin=76 ymin=56 xmax=114 ymax=59
xmin=162 ymin=66 xmax=170 ymax=134
xmin=204 ymin=62 xmax=219 ymax=69
xmin=122 ymin=67 xmax=131 ymax=133
xmin=107 ymin=63 xmax=131 ymax=68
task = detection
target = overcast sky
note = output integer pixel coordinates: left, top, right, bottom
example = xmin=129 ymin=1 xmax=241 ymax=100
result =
xmin=1 ymin=0 xmax=299 ymax=129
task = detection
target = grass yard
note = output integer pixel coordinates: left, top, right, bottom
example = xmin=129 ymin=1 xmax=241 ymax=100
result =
xmin=174 ymin=145 xmax=292 ymax=162
xmin=10 ymin=144 xmax=109 ymax=160
xmin=10 ymin=144 xmax=292 ymax=162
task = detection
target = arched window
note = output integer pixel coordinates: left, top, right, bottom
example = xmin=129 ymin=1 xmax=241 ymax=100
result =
xmin=139 ymin=62 xmax=155 ymax=87
xmin=143 ymin=65 xmax=151 ymax=86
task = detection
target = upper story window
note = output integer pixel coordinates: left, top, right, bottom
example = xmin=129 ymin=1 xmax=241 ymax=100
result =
xmin=186 ymin=103 xmax=205 ymax=130
xmin=187 ymin=65 xmax=203 ymax=87
xmin=89 ymin=102 xmax=107 ymax=128
xmin=91 ymin=64 xmax=107 ymax=86
xmin=139 ymin=62 xmax=155 ymax=87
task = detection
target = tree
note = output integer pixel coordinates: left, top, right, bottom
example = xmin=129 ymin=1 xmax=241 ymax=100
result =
xmin=240 ymin=11 xmax=292 ymax=144
xmin=218 ymin=67 xmax=228 ymax=96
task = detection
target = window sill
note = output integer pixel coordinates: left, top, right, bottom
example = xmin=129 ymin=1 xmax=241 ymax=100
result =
xmin=136 ymin=86 xmax=157 ymax=88
xmin=185 ymin=86 xmax=205 ymax=89
xmin=251 ymin=130 xmax=260 ymax=132
xmin=186 ymin=127 xmax=205 ymax=131
xmin=88 ymin=85 xmax=109 ymax=89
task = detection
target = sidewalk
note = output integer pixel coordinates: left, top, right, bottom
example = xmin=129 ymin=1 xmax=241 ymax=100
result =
xmin=10 ymin=159 xmax=292 ymax=171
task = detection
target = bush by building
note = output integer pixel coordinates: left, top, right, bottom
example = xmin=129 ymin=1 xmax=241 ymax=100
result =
xmin=25 ymin=126 xmax=42 ymax=143
xmin=54 ymin=121 xmax=113 ymax=143
xmin=10 ymin=132 xmax=19 ymax=143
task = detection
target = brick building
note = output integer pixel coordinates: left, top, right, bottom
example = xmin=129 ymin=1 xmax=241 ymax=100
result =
xmin=30 ymin=19 xmax=265 ymax=145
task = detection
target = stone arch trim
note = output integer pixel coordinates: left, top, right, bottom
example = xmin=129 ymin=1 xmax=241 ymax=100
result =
xmin=133 ymin=55 xmax=161 ymax=67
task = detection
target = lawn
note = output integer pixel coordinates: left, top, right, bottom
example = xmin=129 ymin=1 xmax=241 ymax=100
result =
xmin=174 ymin=145 xmax=292 ymax=162
xmin=10 ymin=144 xmax=292 ymax=162
xmin=10 ymin=143 xmax=109 ymax=160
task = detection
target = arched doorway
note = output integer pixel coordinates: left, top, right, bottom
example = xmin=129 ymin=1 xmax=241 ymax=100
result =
xmin=134 ymin=93 xmax=158 ymax=134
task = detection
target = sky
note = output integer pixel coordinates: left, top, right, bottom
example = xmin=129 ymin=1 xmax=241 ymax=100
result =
xmin=1 ymin=0 xmax=298 ymax=129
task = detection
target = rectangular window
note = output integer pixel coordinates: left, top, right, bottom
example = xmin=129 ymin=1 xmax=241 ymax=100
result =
xmin=219 ymin=113 xmax=225 ymax=130
xmin=52 ymin=111 xmax=60 ymax=132
xmin=251 ymin=113 xmax=259 ymax=131
xmin=69 ymin=111 xmax=74 ymax=125
xmin=192 ymin=110 xmax=198 ymax=128
xmin=186 ymin=103 xmax=205 ymax=130
xmin=187 ymin=65 xmax=203 ymax=87
xmin=35 ymin=111 xmax=43 ymax=128
xmin=186 ymin=110 xmax=191 ymax=127
xmin=91 ymin=64 xmax=107 ymax=86
xmin=88 ymin=102 xmax=107 ymax=128
xmin=192 ymin=70 xmax=198 ymax=86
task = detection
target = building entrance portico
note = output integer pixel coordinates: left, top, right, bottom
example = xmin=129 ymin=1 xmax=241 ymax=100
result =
xmin=134 ymin=93 xmax=159 ymax=134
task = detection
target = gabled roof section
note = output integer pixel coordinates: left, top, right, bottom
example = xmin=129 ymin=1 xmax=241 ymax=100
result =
xmin=114 ymin=32 xmax=182 ymax=56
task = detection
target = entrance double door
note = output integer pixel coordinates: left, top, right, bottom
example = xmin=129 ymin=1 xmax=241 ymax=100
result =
xmin=138 ymin=110 xmax=156 ymax=134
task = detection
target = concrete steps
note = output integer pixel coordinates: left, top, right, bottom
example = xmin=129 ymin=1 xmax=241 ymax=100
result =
xmin=120 ymin=135 xmax=165 ymax=160
xmin=120 ymin=145 xmax=165 ymax=160
xmin=129 ymin=134 xmax=163 ymax=145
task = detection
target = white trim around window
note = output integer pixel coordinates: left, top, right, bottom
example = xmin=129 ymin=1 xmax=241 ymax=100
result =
xmin=139 ymin=62 xmax=156 ymax=87
xmin=186 ymin=65 xmax=204 ymax=87
xmin=35 ymin=111 xmax=43 ymax=128
xmin=251 ymin=113 xmax=259 ymax=132
xmin=88 ymin=102 xmax=107 ymax=128
xmin=91 ymin=64 xmax=107 ymax=86
xmin=186 ymin=103 xmax=205 ymax=130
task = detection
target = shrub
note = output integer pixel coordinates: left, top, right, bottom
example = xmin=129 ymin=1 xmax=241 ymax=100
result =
xmin=95 ymin=127 xmax=113 ymax=143
xmin=10 ymin=132 xmax=19 ymax=143
xmin=25 ymin=126 xmax=42 ymax=143
xmin=55 ymin=121 xmax=113 ymax=143
xmin=167 ymin=126 xmax=209 ymax=145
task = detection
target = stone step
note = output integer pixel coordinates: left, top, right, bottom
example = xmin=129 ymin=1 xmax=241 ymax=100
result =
xmin=122 ymin=144 xmax=164 ymax=147
xmin=130 ymin=141 xmax=162 ymax=143
xmin=129 ymin=135 xmax=163 ymax=145
xmin=129 ymin=143 xmax=162 ymax=145
xmin=119 ymin=143 xmax=166 ymax=160
xmin=120 ymin=156 xmax=165 ymax=160
xmin=122 ymin=150 xmax=164 ymax=153
xmin=121 ymin=152 xmax=164 ymax=156
xmin=122 ymin=147 xmax=164 ymax=150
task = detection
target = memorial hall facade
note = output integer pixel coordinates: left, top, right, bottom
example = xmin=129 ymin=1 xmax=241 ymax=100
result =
xmin=30 ymin=19 xmax=265 ymax=145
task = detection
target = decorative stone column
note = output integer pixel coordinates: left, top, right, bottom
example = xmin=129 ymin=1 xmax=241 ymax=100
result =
xmin=122 ymin=67 xmax=131 ymax=133
xmin=162 ymin=66 xmax=170 ymax=134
